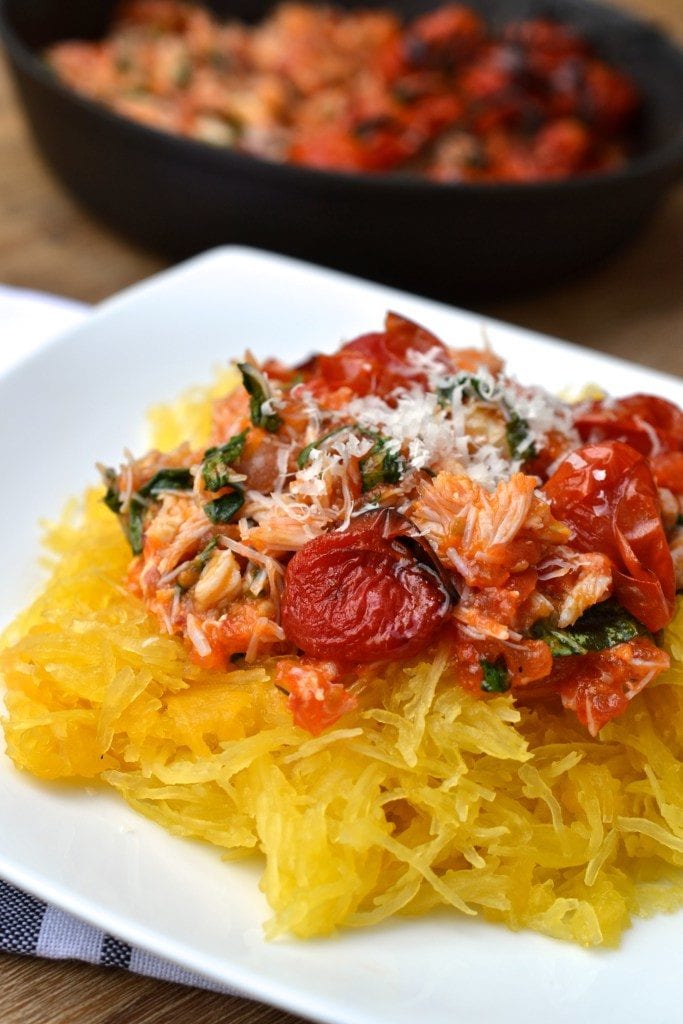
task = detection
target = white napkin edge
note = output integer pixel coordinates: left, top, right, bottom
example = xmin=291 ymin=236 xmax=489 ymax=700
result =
xmin=0 ymin=284 xmax=89 ymax=375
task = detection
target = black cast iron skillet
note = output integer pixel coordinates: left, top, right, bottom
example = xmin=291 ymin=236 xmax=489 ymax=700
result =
xmin=1 ymin=0 xmax=682 ymax=301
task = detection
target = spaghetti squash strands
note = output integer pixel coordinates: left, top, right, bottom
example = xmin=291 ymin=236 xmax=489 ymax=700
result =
xmin=3 ymin=377 xmax=683 ymax=947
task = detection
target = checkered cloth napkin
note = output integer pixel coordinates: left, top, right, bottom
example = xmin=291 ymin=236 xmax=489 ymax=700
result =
xmin=0 ymin=285 xmax=230 ymax=991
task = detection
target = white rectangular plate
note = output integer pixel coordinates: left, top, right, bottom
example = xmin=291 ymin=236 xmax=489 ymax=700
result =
xmin=1 ymin=247 xmax=682 ymax=1024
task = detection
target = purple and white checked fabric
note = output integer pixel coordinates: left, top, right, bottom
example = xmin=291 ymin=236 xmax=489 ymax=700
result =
xmin=0 ymin=286 xmax=233 ymax=991
xmin=0 ymin=879 xmax=228 ymax=987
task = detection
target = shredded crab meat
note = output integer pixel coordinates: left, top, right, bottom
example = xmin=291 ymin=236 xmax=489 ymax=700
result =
xmin=411 ymin=471 xmax=567 ymax=587
xmin=553 ymin=551 xmax=613 ymax=628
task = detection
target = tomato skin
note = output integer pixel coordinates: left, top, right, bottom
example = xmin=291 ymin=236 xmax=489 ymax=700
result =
xmin=533 ymin=118 xmax=592 ymax=175
xmin=282 ymin=509 xmax=454 ymax=663
xmin=311 ymin=312 xmax=449 ymax=400
xmin=651 ymin=451 xmax=683 ymax=494
xmin=575 ymin=394 xmax=683 ymax=458
xmin=543 ymin=441 xmax=675 ymax=632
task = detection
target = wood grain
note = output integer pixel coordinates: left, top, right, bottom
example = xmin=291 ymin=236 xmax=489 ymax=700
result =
xmin=0 ymin=953 xmax=308 ymax=1024
xmin=0 ymin=0 xmax=682 ymax=1021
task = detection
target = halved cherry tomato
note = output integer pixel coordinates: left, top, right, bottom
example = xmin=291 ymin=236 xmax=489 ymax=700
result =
xmin=575 ymin=394 xmax=683 ymax=458
xmin=543 ymin=441 xmax=675 ymax=632
xmin=310 ymin=312 xmax=450 ymax=400
xmin=651 ymin=451 xmax=683 ymax=494
xmin=281 ymin=508 xmax=454 ymax=662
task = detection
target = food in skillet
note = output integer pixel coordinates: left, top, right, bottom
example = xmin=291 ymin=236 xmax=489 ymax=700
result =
xmin=46 ymin=0 xmax=641 ymax=181
xmin=3 ymin=314 xmax=683 ymax=944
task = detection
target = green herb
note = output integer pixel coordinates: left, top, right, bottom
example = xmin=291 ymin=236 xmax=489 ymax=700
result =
xmin=238 ymin=363 xmax=282 ymax=433
xmin=202 ymin=430 xmax=248 ymax=491
xmin=115 ymin=54 xmax=133 ymax=75
xmin=352 ymin=114 xmax=395 ymax=139
xmin=533 ymin=600 xmax=642 ymax=657
xmin=505 ymin=409 xmax=537 ymax=461
xmin=138 ymin=467 xmax=193 ymax=498
xmin=102 ymin=468 xmax=122 ymax=514
xmin=480 ymin=658 xmax=510 ymax=693
xmin=360 ymin=436 xmax=405 ymax=492
xmin=203 ymin=490 xmax=245 ymax=525
xmin=437 ymin=373 xmax=488 ymax=407
xmin=173 ymin=58 xmax=192 ymax=89
xmin=103 ymin=466 xmax=194 ymax=555
xmin=391 ymin=80 xmax=420 ymax=104
xmin=678 ymin=514 xmax=683 ymax=526
xmin=195 ymin=537 xmax=218 ymax=568
xmin=126 ymin=500 xmax=146 ymax=557
xmin=297 ymin=426 xmax=349 ymax=469
xmin=176 ymin=538 xmax=218 ymax=593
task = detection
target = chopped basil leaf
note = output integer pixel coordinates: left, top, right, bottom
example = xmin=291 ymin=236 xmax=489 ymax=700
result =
xmin=202 ymin=430 xmax=248 ymax=491
xmin=204 ymin=489 xmax=245 ymax=524
xmin=297 ymin=426 xmax=348 ymax=469
xmin=138 ymin=467 xmax=194 ymax=498
xmin=103 ymin=466 xmax=193 ymax=555
xmin=238 ymin=362 xmax=282 ymax=433
xmin=128 ymin=467 xmax=195 ymax=553
xmin=505 ymin=409 xmax=537 ymax=462
xmin=174 ymin=58 xmax=192 ymax=88
xmin=102 ymin=468 xmax=122 ymax=514
xmin=360 ymin=436 xmax=405 ymax=492
xmin=196 ymin=537 xmax=218 ymax=567
xmin=533 ymin=600 xmax=642 ymax=657
xmin=127 ymin=498 xmax=146 ymax=556
xmin=176 ymin=538 xmax=218 ymax=593
xmin=480 ymin=658 xmax=510 ymax=693
xmin=437 ymin=373 xmax=489 ymax=407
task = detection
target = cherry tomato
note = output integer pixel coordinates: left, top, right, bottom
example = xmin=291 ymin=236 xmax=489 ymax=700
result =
xmin=282 ymin=508 xmax=454 ymax=663
xmin=575 ymin=393 xmax=683 ymax=458
xmin=651 ymin=451 xmax=683 ymax=494
xmin=402 ymin=4 xmax=485 ymax=73
xmin=533 ymin=118 xmax=592 ymax=176
xmin=502 ymin=19 xmax=587 ymax=70
xmin=543 ymin=441 xmax=675 ymax=632
xmin=311 ymin=312 xmax=449 ymax=400
xmin=581 ymin=60 xmax=639 ymax=133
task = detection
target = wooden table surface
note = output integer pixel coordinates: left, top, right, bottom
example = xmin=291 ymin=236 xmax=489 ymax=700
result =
xmin=0 ymin=1 xmax=682 ymax=1021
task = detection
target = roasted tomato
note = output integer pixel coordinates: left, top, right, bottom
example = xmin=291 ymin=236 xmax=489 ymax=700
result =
xmin=402 ymin=4 xmax=485 ymax=73
xmin=290 ymin=120 xmax=414 ymax=172
xmin=576 ymin=394 xmax=683 ymax=494
xmin=281 ymin=508 xmax=455 ymax=662
xmin=543 ymin=441 xmax=675 ymax=632
xmin=651 ymin=451 xmax=683 ymax=494
xmin=575 ymin=394 xmax=683 ymax=458
xmin=309 ymin=312 xmax=450 ymax=400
